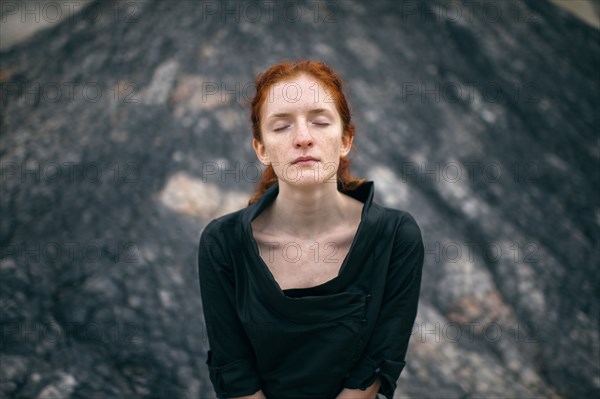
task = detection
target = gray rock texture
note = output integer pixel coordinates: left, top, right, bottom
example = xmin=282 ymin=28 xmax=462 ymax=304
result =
xmin=1 ymin=0 xmax=598 ymax=398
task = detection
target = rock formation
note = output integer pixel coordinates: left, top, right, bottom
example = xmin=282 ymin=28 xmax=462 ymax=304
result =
xmin=1 ymin=0 xmax=598 ymax=398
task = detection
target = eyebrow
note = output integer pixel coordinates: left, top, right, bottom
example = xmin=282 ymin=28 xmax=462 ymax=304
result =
xmin=267 ymin=108 xmax=331 ymax=120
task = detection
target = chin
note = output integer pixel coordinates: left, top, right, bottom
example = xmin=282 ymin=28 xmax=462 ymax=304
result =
xmin=276 ymin=162 xmax=337 ymax=185
xmin=278 ymin=170 xmax=338 ymax=186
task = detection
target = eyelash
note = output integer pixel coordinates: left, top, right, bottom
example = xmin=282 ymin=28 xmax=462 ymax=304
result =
xmin=273 ymin=122 xmax=330 ymax=132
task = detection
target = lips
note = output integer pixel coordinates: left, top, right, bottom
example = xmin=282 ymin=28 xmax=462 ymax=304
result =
xmin=292 ymin=156 xmax=319 ymax=164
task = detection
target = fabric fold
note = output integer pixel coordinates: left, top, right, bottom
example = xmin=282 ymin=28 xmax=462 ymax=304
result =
xmin=205 ymin=349 xmax=262 ymax=399
xmin=342 ymin=353 xmax=406 ymax=399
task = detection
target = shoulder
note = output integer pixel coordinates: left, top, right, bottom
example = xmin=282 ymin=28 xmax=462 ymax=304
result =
xmin=379 ymin=208 xmax=425 ymax=277
xmin=381 ymin=207 xmax=424 ymax=249
xmin=198 ymin=209 xmax=245 ymax=252
xmin=200 ymin=208 xmax=244 ymax=237
xmin=381 ymin=207 xmax=422 ymax=235
xmin=197 ymin=210 xmax=247 ymax=276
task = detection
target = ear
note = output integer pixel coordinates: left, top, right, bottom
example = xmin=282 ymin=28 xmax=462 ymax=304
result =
xmin=253 ymin=138 xmax=270 ymax=165
xmin=340 ymin=134 xmax=353 ymax=158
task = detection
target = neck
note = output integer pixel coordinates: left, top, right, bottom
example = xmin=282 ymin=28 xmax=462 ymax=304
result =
xmin=267 ymin=179 xmax=350 ymax=240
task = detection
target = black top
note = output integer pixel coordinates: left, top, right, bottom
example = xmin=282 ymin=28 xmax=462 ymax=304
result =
xmin=198 ymin=180 xmax=425 ymax=399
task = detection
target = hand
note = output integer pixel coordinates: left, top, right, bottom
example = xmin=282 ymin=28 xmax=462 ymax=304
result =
xmin=335 ymin=376 xmax=382 ymax=399
xmin=231 ymin=389 xmax=267 ymax=399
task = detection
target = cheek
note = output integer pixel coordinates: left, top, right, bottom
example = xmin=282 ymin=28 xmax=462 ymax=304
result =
xmin=265 ymin=141 xmax=285 ymax=161
xmin=324 ymin=136 xmax=342 ymax=152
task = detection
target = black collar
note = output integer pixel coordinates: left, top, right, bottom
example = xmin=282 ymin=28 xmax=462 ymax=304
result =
xmin=242 ymin=179 xmax=375 ymax=227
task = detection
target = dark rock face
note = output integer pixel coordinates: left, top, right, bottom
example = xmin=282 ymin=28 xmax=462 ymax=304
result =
xmin=1 ymin=0 xmax=598 ymax=398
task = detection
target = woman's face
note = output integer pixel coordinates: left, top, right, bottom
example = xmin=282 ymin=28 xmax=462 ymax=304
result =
xmin=253 ymin=73 xmax=352 ymax=186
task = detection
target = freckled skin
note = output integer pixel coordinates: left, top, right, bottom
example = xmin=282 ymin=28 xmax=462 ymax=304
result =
xmin=249 ymin=73 xmax=364 ymax=290
xmin=245 ymin=73 xmax=382 ymax=399
xmin=253 ymin=73 xmax=351 ymax=186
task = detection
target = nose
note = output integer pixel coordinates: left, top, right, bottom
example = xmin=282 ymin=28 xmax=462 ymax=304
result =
xmin=293 ymin=119 xmax=314 ymax=148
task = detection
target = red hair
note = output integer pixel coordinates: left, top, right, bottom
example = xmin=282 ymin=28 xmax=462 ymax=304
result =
xmin=247 ymin=59 xmax=366 ymax=206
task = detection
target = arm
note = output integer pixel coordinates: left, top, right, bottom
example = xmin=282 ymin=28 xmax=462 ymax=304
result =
xmin=342 ymin=212 xmax=425 ymax=399
xmin=198 ymin=221 xmax=263 ymax=399
xmin=231 ymin=390 xmax=267 ymax=399
xmin=336 ymin=376 xmax=381 ymax=399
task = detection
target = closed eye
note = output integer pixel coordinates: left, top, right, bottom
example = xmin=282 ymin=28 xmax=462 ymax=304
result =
xmin=273 ymin=126 xmax=289 ymax=132
xmin=313 ymin=122 xmax=330 ymax=127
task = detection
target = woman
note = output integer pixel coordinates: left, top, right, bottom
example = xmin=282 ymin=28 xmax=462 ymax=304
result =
xmin=198 ymin=59 xmax=425 ymax=399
